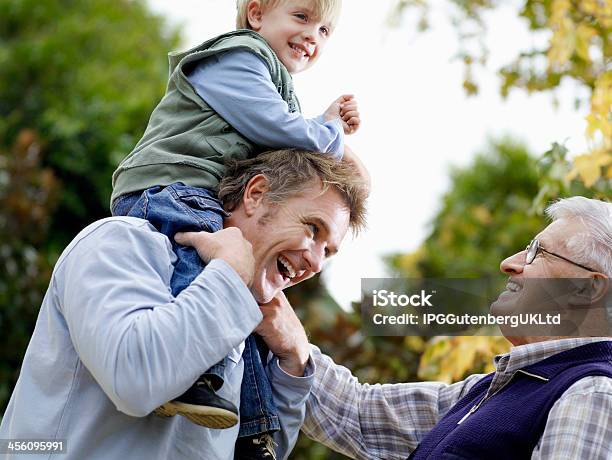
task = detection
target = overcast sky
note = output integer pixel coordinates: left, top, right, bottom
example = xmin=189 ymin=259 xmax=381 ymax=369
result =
xmin=147 ymin=0 xmax=589 ymax=310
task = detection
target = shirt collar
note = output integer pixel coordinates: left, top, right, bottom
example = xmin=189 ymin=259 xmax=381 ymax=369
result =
xmin=494 ymin=337 xmax=612 ymax=375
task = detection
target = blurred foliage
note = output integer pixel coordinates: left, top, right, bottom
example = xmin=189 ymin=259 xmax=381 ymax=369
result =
xmin=533 ymin=141 xmax=611 ymax=213
xmin=0 ymin=0 xmax=179 ymax=245
xmin=388 ymin=138 xmax=545 ymax=279
xmin=0 ymin=129 xmax=59 ymax=408
xmin=390 ymin=0 xmax=612 ymax=194
xmin=0 ymin=0 xmax=179 ymax=413
xmin=417 ymin=336 xmax=509 ymax=382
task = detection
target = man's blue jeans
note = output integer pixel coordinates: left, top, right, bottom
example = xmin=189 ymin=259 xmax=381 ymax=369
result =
xmin=111 ymin=183 xmax=280 ymax=437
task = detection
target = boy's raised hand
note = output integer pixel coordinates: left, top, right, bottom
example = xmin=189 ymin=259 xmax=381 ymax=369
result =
xmin=323 ymin=94 xmax=361 ymax=135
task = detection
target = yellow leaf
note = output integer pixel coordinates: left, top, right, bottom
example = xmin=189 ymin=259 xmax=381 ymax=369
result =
xmin=591 ymin=72 xmax=612 ymax=118
xmin=448 ymin=339 xmax=477 ymax=380
xmin=551 ymin=0 xmax=570 ymax=19
xmin=404 ymin=335 xmax=425 ymax=352
xmin=568 ymin=151 xmax=612 ymax=187
xmin=548 ymin=0 xmax=574 ymax=68
xmin=582 ymin=0 xmax=612 ymax=28
xmin=575 ymin=24 xmax=596 ymax=63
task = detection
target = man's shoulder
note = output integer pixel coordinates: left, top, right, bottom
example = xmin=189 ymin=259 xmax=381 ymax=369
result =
xmin=57 ymin=217 xmax=172 ymax=268
xmin=557 ymin=340 xmax=612 ymax=400
xmin=75 ymin=216 xmax=158 ymax=241
xmin=563 ymin=374 xmax=612 ymax=397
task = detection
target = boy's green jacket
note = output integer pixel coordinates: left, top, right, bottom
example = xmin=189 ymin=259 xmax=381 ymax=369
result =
xmin=110 ymin=30 xmax=299 ymax=208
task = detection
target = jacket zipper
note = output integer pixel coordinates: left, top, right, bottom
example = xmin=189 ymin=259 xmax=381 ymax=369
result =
xmin=456 ymin=369 xmax=549 ymax=425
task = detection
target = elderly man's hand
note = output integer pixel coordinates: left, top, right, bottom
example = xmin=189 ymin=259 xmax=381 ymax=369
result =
xmin=174 ymin=227 xmax=255 ymax=286
xmin=255 ymin=292 xmax=310 ymax=377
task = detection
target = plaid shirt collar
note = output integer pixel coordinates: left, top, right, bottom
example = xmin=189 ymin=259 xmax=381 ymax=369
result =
xmin=495 ymin=337 xmax=611 ymax=373
xmin=487 ymin=337 xmax=611 ymax=395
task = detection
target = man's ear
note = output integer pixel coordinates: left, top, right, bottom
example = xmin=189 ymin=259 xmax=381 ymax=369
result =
xmin=568 ymin=274 xmax=610 ymax=306
xmin=246 ymin=0 xmax=264 ymax=31
xmin=242 ymin=174 xmax=269 ymax=216
xmin=589 ymin=274 xmax=610 ymax=304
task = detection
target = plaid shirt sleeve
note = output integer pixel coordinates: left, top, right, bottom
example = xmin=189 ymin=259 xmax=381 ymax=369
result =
xmin=302 ymin=346 xmax=485 ymax=460
xmin=532 ymin=376 xmax=612 ymax=459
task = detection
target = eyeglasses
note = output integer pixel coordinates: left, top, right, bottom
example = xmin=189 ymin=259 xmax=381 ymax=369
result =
xmin=525 ymin=238 xmax=597 ymax=273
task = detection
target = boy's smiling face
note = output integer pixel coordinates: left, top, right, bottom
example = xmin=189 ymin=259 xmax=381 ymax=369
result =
xmin=247 ymin=0 xmax=335 ymax=74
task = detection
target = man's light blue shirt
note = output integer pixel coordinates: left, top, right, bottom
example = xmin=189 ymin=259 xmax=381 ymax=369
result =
xmin=186 ymin=49 xmax=344 ymax=158
xmin=0 ymin=217 xmax=314 ymax=459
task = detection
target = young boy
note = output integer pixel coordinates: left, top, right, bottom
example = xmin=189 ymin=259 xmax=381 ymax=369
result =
xmin=111 ymin=0 xmax=361 ymax=456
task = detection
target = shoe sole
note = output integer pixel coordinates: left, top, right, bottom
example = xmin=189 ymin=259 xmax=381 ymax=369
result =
xmin=153 ymin=402 xmax=238 ymax=429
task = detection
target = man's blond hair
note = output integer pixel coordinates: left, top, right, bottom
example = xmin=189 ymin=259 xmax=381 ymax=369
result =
xmin=236 ymin=0 xmax=342 ymax=30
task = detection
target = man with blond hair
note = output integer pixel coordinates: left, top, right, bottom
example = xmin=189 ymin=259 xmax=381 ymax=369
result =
xmin=0 ymin=150 xmax=368 ymax=460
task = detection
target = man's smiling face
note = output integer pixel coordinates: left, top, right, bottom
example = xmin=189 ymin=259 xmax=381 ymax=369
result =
xmin=228 ymin=176 xmax=349 ymax=303
xmin=491 ymin=218 xmax=601 ymax=344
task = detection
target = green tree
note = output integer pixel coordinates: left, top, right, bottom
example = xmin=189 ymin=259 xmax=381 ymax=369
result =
xmin=0 ymin=0 xmax=179 ymax=413
xmin=0 ymin=130 xmax=59 ymax=407
xmin=0 ymin=0 xmax=179 ymax=244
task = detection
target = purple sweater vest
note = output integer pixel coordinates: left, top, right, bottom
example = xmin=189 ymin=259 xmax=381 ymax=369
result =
xmin=408 ymin=341 xmax=612 ymax=460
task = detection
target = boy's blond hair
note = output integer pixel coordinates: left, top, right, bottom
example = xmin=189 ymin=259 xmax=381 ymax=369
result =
xmin=236 ymin=0 xmax=342 ymax=31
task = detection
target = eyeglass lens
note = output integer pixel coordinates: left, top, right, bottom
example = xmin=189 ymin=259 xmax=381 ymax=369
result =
xmin=525 ymin=239 xmax=538 ymax=265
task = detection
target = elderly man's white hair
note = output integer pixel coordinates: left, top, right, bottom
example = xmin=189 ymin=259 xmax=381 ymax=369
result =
xmin=546 ymin=196 xmax=612 ymax=277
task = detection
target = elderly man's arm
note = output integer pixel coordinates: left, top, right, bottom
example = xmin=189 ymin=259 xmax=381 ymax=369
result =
xmin=256 ymin=292 xmax=315 ymax=459
xmin=266 ymin=357 xmax=315 ymax=460
xmin=532 ymin=376 xmax=612 ymax=459
xmin=303 ymin=347 xmax=485 ymax=460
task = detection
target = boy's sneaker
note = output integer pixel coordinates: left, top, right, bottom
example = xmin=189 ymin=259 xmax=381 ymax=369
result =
xmin=154 ymin=377 xmax=238 ymax=428
xmin=234 ymin=433 xmax=277 ymax=460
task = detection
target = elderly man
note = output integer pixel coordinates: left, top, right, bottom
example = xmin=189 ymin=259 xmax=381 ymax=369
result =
xmin=0 ymin=150 xmax=367 ymax=460
xmin=301 ymin=196 xmax=612 ymax=459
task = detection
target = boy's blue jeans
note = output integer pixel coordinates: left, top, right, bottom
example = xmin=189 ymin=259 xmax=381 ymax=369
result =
xmin=111 ymin=182 xmax=280 ymax=437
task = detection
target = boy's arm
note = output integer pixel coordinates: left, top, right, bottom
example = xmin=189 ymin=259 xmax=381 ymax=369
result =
xmin=186 ymin=49 xmax=344 ymax=158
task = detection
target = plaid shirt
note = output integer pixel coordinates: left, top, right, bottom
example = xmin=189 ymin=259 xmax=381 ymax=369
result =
xmin=302 ymin=337 xmax=612 ymax=459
